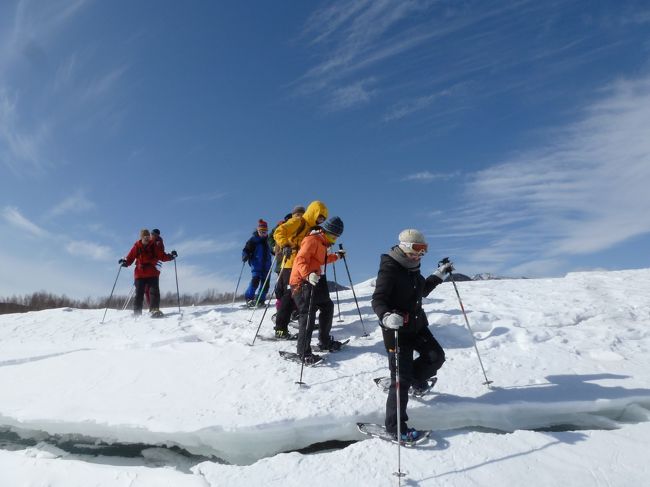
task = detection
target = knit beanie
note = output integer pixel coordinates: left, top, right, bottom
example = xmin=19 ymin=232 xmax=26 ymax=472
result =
xmin=140 ymin=228 xmax=151 ymax=238
xmin=322 ymin=216 xmax=344 ymax=237
xmin=292 ymin=205 xmax=306 ymax=216
xmin=257 ymin=219 xmax=268 ymax=231
xmin=152 ymin=228 xmax=160 ymax=236
xmin=398 ymin=228 xmax=426 ymax=253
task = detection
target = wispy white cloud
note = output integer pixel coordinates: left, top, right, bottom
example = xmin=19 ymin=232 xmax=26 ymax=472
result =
xmin=402 ymin=171 xmax=459 ymax=183
xmin=383 ymin=84 xmax=468 ymax=122
xmin=0 ymin=89 xmax=52 ymax=175
xmin=175 ymin=238 xmax=240 ymax=257
xmin=80 ymin=64 xmax=128 ymax=101
xmin=65 ymin=239 xmax=112 ymax=261
xmin=297 ymin=0 xmax=638 ymax=119
xmin=159 ymin=263 xmax=235 ymax=295
xmin=47 ymin=190 xmax=95 ymax=217
xmin=328 ymin=78 xmax=377 ymax=110
xmin=2 ymin=206 xmax=48 ymax=237
xmin=444 ymin=74 xmax=650 ymax=275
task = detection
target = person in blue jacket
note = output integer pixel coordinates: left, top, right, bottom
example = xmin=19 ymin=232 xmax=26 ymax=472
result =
xmin=242 ymin=219 xmax=272 ymax=307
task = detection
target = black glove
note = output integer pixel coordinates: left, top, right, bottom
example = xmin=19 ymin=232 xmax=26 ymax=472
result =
xmin=171 ymin=250 xmax=178 ymax=258
xmin=282 ymin=246 xmax=293 ymax=258
xmin=118 ymin=258 xmax=128 ymax=267
xmin=242 ymin=254 xmax=249 ymax=262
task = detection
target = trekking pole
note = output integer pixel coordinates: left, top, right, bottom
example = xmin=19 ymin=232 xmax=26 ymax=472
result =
xmin=248 ymin=254 xmax=277 ymax=323
xmin=101 ymin=264 xmax=123 ymax=324
xmin=232 ymin=261 xmax=246 ymax=304
xmin=122 ymin=286 xmax=135 ymax=311
xmin=173 ymin=257 xmax=181 ymax=314
xmin=338 ymin=244 xmax=368 ymax=337
xmin=393 ymin=329 xmax=405 ymax=482
xmin=442 ymin=258 xmax=493 ymax=388
xmin=332 ymin=261 xmax=343 ymax=323
xmin=251 ymin=256 xmax=284 ymax=346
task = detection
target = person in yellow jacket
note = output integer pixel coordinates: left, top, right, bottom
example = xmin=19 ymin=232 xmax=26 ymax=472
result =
xmin=290 ymin=216 xmax=345 ymax=364
xmin=272 ymin=201 xmax=328 ymax=339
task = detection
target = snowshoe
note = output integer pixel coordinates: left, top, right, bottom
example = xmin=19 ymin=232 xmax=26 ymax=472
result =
xmin=373 ymin=376 xmax=437 ymax=397
xmin=357 ymin=423 xmax=431 ymax=447
xmin=278 ymin=351 xmax=324 ymax=366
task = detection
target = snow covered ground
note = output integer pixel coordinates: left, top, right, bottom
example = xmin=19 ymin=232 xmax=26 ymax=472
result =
xmin=0 ymin=268 xmax=649 ymax=486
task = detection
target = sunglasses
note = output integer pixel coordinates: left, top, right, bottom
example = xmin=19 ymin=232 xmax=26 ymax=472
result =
xmin=400 ymin=241 xmax=428 ymax=255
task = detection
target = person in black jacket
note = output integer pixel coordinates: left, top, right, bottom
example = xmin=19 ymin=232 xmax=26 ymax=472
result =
xmin=371 ymin=228 xmax=453 ymax=441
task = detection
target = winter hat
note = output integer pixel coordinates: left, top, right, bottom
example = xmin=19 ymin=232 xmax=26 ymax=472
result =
xmin=257 ymin=219 xmax=268 ymax=231
xmin=292 ymin=205 xmax=306 ymax=216
xmin=152 ymin=228 xmax=160 ymax=236
xmin=322 ymin=216 xmax=344 ymax=237
xmin=140 ymin=228 xmax=151 ymax=238
xmin=398 ymin=228 xmax=427 ymax=254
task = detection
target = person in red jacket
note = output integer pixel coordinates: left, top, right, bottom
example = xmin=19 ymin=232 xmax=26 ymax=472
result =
xmin=144 ymin=228 xmax=165 ymax=309
xmin=290 ymin=216 xmax=345 ymax=364
xmin=120 ymin=229 xmax=176 ymax=317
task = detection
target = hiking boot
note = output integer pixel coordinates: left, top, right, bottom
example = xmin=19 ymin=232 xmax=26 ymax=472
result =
xmin=410 ymin=377 xmax=437 ymax=397
xmin=400 ymin=428 xmax=421 ymax=442
xmin=274 ymin=329 xmax=294 ymax=340
xmin=246 ymin=299 xmax=256 ymax=308
xmin=150 ymin=309 xmax=164 ymax=318
xmin=317 ymin=339 xmax=343 ymax=352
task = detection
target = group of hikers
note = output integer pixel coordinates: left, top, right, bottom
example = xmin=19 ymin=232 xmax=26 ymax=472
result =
xmin=119 ymin=199 xmax=455 ymax=442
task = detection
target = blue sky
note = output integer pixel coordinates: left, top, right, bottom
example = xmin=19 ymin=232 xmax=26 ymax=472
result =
xmin=1 ymin=0 xmax=650 ymax=299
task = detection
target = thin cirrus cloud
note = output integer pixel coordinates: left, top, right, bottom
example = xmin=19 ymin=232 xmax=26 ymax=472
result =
xmin=175 ymin=238 xmax=240 ymax=258
xmin=401 ymin=171 xmax=459 ymax=183
xmin=447 ymin=75 xmax=650 ymax=272
xmin=297 ymin=0 xmax=436 ymax=108
xmin=0 ymin=89 xmax=52 ymax=175
xmin=2 ymin=206 xmax=48 ymax=237
xmin=64 ymin=240 xmax=112 ymax=261
xmin=46 ymin=191 xmax=95 ymax=217
xmin=2 ymin=205 xmax=113 ymax=262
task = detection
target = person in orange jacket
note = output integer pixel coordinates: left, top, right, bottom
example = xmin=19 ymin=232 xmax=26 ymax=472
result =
xmin=290 ymin=216 xmax=345 ymax=364
xmin=273 ymin=201 xmax=327 ymax=339
xmin=120 ymin=229 xmax=176 ymax=317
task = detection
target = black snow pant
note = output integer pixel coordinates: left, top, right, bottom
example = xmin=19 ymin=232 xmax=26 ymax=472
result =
xmin=293 ymin=278 xmax=334 ymax=356
xmin=274 ymin=268 xmax=297 ymax=332
xmin=383 ymin=326 xmax=445 ymax=434
xmin=134 ymin=277 xmax=160 ymax=315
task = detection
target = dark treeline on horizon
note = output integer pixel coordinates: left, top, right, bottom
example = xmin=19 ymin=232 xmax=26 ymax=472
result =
xmin=0 ymin=290 xmax=237 ymax=315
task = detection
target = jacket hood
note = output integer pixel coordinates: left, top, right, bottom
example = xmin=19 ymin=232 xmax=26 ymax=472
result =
xmin=303 ymin=201 xmax=328 ymax=227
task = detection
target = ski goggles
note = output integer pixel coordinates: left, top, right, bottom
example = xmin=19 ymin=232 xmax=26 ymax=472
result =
xmin=399 ymin=241 xmax=428 ymax=255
